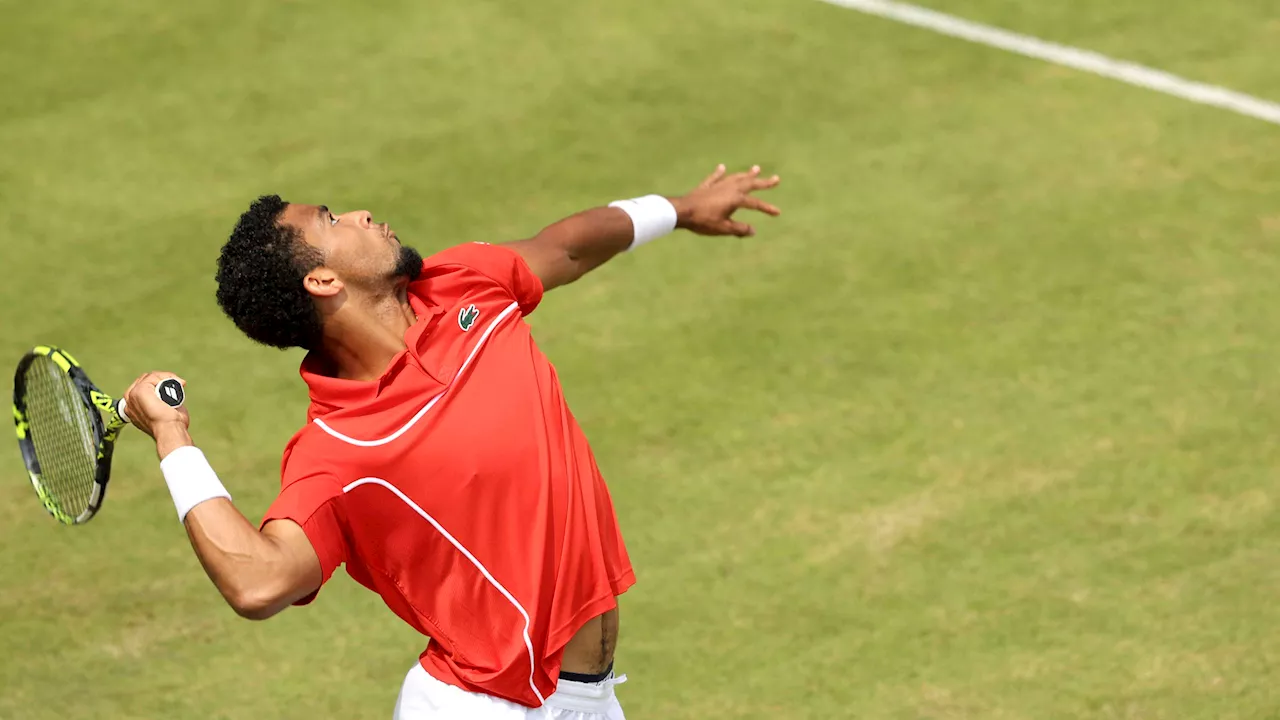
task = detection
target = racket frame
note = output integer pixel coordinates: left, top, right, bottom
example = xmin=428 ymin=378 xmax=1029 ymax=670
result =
xmin=12 ymin=346 xmax=126 ymax=525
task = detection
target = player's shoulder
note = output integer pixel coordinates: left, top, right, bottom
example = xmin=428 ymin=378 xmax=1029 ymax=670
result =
xmin=278 ymin=420 xmax=345 ymax=486
xmin=411 ymin=240 xmax=540 ymax=313
xmin=419 ymin=241 xmax=519 ymax=274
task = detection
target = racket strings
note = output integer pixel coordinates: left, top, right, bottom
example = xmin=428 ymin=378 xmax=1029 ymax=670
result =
xmin=22 ymin=358 xmax=99 ymax=516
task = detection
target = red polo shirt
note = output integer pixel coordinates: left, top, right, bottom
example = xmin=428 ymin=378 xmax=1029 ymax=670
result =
xmin=259 ymin=242 xmax=635 ymax=708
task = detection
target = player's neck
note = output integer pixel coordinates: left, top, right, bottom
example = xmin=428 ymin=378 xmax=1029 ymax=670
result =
xmin=317 ymin=287 xmax=416 ymax=382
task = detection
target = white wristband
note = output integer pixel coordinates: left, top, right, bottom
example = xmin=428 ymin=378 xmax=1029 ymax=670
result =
xmin=608 ymin=194 xmax=678 ymax=250
xmin=159 ymin=445 xmax=232 ymax=523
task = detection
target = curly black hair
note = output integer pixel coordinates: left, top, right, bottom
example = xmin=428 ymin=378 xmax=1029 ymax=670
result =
xmin=215 ymin=195 xmax=325 ymax=351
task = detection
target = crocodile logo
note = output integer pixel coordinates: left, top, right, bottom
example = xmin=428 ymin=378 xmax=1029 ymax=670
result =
xmin=458 ymin=304 xmax=480 ymax=331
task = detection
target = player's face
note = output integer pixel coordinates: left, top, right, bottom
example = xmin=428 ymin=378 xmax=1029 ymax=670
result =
xmin=280 ymin=203 xmax=420 ymax=290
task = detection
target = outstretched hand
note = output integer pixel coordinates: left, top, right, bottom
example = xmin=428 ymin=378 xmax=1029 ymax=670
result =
xmin=671 ymin=164 xmax=782 ymax=237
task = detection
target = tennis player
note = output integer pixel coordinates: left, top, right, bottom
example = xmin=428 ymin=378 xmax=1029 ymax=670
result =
xmin=121 ymin=164 xmax=781 ymax=719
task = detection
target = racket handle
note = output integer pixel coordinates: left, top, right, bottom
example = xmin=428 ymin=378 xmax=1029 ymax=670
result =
xmin=116 ymin=379 xmax=186 ymax=424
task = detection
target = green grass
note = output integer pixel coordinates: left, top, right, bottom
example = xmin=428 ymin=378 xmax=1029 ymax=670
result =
xmin=3 ymin=1 xmax=1280 ymax=718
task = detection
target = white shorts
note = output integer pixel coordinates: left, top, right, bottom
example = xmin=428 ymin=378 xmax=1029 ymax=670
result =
xmin=392 ymin=662 xmax=627 ymax=720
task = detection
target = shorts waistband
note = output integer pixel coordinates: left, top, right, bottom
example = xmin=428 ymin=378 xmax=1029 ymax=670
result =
xmin=545 ymin=667 xmax=627 ymax=714
xmin=558 ymin=662 xmax=613 ymax=684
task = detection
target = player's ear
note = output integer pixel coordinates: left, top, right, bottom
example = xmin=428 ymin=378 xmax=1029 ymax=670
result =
xmin=303 ymin=267 xmax=343 ymax=298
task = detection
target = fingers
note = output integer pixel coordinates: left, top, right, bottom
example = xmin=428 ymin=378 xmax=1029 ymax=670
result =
xmin=721 ymin=165 xmax=781 ymax=193
xmin=740 ymin=195 xmax=782 ymax=217
xmin=684 ymin=164 xmax=781 ymax=238
xmin=750 ymin=174 xmax=781 ymax=191
xmin=722 ymin=165 xmax=762 ymax=187
xmin=119 ymin=371 xmax=190 ymax=436
xmin=138 ymin=371 xmax=187 ymax=388
xmin=734 ymin=166 xmax=780 ymax=191
xmin=701 ymin=162 xmax=768 ymax=184
xmin=725 ymin=219 xmax=755 ymax=237
xmin=125 ymin=371 xmax=188 ymax=408
xmin=702 ymin=164 xmax=781 ymax=188
xmin=698 ymin=164 xmax=727 ymax=189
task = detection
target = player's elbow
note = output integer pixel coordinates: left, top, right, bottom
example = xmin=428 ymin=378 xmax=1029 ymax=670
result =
xmin=224 ymin=584 xmax=283 ymax=621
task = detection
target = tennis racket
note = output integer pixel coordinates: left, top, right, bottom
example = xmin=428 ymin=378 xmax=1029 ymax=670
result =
xmin=11 ymin=346 xmax=185 ymax=525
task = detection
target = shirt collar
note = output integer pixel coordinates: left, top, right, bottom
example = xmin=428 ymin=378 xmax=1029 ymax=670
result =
xmin=300 ymin=292 xmax=444 ymax=419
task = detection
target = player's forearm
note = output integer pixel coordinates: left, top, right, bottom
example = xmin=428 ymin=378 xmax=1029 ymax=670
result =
xmin=517 ymin=194 xmax=691 ymax=290
xmin=523 ymin=206 xmax=638 ymax=288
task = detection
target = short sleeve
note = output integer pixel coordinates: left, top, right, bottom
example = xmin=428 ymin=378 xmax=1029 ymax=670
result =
xmin=260 ymin=465 xmax=347 ymax=605
xmin=418 ymin=242 xmax=544 ymax=315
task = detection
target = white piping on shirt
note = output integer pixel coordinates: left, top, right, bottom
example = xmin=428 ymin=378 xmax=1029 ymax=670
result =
xmin=343 ymin=476 xmax=547 ymax=705
xmin=313 ymin=301 xmax=520 ymax=447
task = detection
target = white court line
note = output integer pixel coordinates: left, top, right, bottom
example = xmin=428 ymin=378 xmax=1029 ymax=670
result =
xmin=818 ymin=0 xmax=1280 ymax=127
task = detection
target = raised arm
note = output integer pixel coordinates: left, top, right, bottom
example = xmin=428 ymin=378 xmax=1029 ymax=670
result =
xmin=123 ymin=373 xmax=321 ymax=620
xmin=504 ymin=164 xmax=781 ymax=291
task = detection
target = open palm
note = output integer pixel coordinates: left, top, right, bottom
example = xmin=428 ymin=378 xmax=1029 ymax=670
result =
xmin=672 ymin=164 xmax=782 ymax=237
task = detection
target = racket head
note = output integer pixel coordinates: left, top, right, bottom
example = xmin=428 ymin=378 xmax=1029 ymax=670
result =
xmin=12 ymin=346 xmax=123 ymax=525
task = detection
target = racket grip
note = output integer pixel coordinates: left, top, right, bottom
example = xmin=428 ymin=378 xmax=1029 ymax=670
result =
xmin=116 ymin=379 xmax=186 ymax=424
